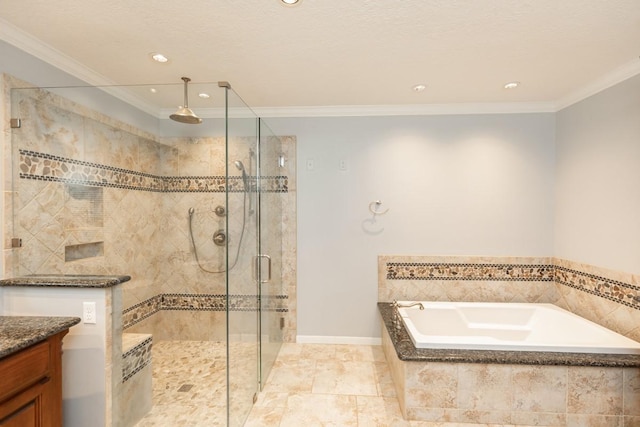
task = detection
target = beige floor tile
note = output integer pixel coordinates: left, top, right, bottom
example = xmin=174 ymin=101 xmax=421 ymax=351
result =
xmin=263 ymin=359 xmax=316 ymax=393
xmin=135 ymin=341 xmax=537 ymax=426
xmin=253 ymin=391 xmax=289 ymax=408
xmin=335 ymin=344 xmax=387 ymax=362
xmin=312 ymin=359 xmax=379 ymax=395
xmin=357 ymin=395 xmax=411 ymax=426
xmin=279 ymin=393 xmax=358 ymax=426
xmin=244 ymin=406 xmax=285 ymax=426
xmin=300 ymin=343 xmax=338 ymax=360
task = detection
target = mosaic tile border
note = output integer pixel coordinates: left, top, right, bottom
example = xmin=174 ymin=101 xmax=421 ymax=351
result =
xmin=122 ymin=295 xmax=162 ymax=329
xmin=122 ymin=336 xmax=152 ymax=383
xmin=19 ymin=150 xmax=288 ymax=193
xmin=386 ymin=262 xmax=554 ymax=281
xmin=555 ymin=266 xmax=640 ymax=310
xmin=122 ymin=293 xmax=289 ymax=330
xmin=385 ymin=261 xmax=640 ymax=311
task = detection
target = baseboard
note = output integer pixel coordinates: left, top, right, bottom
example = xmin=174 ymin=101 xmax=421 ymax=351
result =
xmin=296 ymin=335 xmax=382 ymax=345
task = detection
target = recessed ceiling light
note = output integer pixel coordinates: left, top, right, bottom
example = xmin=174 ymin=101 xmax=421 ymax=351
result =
xmin=281 ymin=0 xmax=301 ymax=6
xmin=198 ymin=93 xmax=210 ymax=99
xmin=504 ymin=81 xmax=520 ymax=89
xmin=149 ymin=88 xmax=157 ymax=93
xmin=150 ymin=53 xmax=169 ymax=63
xmin=412 ymin=84 xmax=427 ymax=93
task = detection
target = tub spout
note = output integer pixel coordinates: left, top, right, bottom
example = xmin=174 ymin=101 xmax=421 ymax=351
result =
xmin=392 ymin=301 xmax=424 ymax=310
xmin=391 ymin=300 xmax=424 ymax=330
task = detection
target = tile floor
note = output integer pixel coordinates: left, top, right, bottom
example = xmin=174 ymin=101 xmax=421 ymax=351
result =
xmin=136 ymin=341 xmax=534 ymax=426
xmin=134 ymin=341 xmax=228 ymax=426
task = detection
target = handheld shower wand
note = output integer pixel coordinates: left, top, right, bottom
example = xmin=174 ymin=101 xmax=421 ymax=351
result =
xmin=234 ymin=160 xmax=250 ymax=191
xmin=234 ymin=160 xmax=253 ymax=215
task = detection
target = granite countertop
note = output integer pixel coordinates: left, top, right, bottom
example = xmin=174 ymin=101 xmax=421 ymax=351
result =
xmin=377 ymin=302 xmax=640 ymax=367
xmin=0 ymin=274 xmax=131 ymax=288
xmin=0 ymin=316 xmax=81 ymax=359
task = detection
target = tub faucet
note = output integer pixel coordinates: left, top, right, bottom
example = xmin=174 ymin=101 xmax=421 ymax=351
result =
xmin=392 ymin=301 xmax=425 ymax=310
xmin=391 ymin=300 xmax=424 ymax=330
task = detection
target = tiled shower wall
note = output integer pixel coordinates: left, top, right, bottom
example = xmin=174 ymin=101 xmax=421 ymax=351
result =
xmin=379 ymin=255 xmax=640 ymax=342
xmin=2 ymin=74 xmax=297 ymax=343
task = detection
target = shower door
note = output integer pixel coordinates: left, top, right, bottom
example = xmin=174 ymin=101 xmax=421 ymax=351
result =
xmin=257 ymin=119 xmax=284 ymax=388
xmin=224 ymin=88 xmax=260 ymax=427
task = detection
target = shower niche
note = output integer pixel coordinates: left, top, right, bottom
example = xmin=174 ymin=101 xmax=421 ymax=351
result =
xmin=63 ymin=184 xmax=104 ymax=262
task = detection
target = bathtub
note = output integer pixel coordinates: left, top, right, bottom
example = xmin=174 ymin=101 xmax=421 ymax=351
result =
xmin=396 ymin=301 xmax=640 ymax=354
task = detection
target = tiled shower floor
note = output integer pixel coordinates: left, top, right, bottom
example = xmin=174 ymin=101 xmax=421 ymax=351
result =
xmin=134 ymin=341 xmax=228 ymax=426
xmin=135 ymin=341 xmax=533 ymax=426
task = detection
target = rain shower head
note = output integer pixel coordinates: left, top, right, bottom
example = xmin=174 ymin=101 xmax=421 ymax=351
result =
xmin=170 ymin=77 xmax=202 ymax=124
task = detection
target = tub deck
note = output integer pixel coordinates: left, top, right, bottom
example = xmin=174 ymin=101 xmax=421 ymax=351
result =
xmin=377 ymin=302 xmax=640 ymax=367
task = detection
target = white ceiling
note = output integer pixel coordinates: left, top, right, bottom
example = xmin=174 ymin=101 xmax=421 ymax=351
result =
xmin=0 ymin=0 xmax=639 ymax=116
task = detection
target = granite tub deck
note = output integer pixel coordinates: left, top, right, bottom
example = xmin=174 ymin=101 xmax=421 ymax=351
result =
xmin=0 ymin=316 xmax=80 ymax=358
xmin=378 ymin=302 xmax=640 ymax=425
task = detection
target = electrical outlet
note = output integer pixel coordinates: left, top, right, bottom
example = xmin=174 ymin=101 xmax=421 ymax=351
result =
xmin=305 ymin=158 xmax=315 ymax=171
xmin=83 ymin=302 xmax=97 ymax=324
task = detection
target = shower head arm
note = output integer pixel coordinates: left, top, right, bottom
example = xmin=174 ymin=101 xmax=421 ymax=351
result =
xmin=181 ymin=77 xmax=190 ymax=108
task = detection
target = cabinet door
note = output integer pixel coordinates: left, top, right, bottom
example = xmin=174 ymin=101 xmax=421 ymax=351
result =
xmin=0 ymin=401 xmax=36 ymax=427
xmin=0 ymin=381 xmax=46 ymax=427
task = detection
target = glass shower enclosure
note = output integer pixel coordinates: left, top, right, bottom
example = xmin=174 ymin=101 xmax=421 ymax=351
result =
xmin=8 ymin=79 xmax=284 ymax=426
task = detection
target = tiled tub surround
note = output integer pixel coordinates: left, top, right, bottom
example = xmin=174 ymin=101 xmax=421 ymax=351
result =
xmin=381 ymin=314 xmax=640 ymax=425
xmin=379 ymin=255 xmax=640 ymax=425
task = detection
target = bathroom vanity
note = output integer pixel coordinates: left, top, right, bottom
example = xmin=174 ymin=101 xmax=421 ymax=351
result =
xmin=0 ymin=275 xmax=130 ymax=427
xmin=0 ymin=316 xmax=80 ymax=427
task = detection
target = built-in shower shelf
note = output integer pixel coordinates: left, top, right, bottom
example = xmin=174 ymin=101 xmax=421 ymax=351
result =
xmin=65 ymin=241 xmax=104 ymax=262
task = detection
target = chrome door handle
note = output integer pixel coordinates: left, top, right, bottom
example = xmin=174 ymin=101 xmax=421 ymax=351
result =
xmin=254 ymin=254 xmax=271 ymax=283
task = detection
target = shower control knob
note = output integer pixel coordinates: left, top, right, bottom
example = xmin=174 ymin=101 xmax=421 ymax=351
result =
xmin=213 ymin=230 xmax=227 ymax=246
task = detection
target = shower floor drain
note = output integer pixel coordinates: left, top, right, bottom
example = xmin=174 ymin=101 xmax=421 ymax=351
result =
xmin=177 ymin=384 xmax=194 ymax=392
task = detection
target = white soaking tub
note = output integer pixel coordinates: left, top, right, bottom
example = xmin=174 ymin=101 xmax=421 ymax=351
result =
xmin=396 ymin=301 xmax=640 ymax=354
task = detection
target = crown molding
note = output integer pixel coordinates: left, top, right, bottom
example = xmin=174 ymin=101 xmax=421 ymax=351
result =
xmin=250 ymin=102 xmax=558 ymax=118
xmin=0 ymin=18 xmax=160 ymax=117
xmin=555 ymin=59 xmax=640 ymax=111
xmin=2 ymin=17 xmax=638 ymax=118
xmin=162 ymin=102 xmax=557 ymax=120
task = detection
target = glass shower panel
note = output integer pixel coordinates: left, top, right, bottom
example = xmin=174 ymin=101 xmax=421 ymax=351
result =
xmin=257 ymin=119 xmax=284 ymax=389
xmin=224 ymin=87 xmax=260 ymax=427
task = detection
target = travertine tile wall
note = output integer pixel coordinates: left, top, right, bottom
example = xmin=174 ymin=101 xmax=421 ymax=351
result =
xmin=2 ymin=75 xmax=296 ymax=343
xmin=554 ymin=257 xmax=640 ymax=342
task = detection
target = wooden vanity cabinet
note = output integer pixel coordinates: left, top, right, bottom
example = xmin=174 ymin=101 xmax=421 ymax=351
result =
xmin=0 ymin=331 xmax=68 ymax=427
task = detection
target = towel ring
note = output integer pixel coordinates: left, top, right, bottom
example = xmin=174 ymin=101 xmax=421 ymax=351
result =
xmin=369 ymin=200 xmax=389 ymax=215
